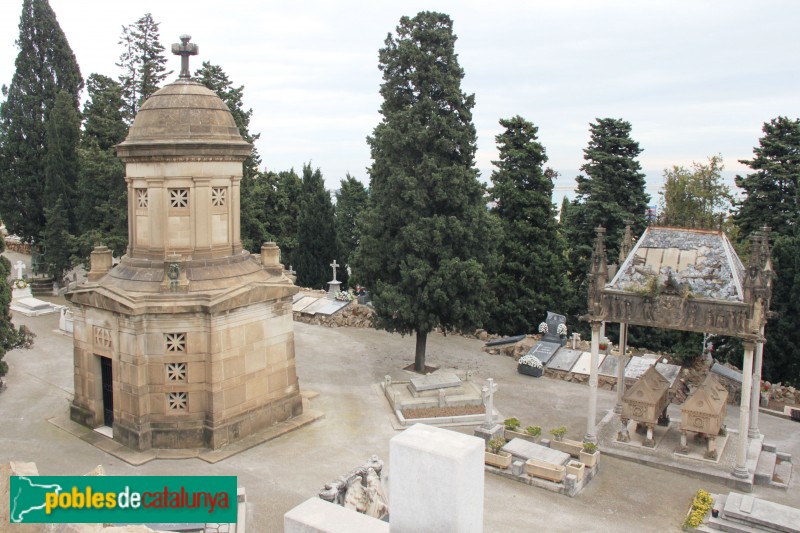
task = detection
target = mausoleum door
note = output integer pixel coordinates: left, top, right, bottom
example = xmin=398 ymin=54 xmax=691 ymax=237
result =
xmin=100 ymin=356 xmax=114 ymax=427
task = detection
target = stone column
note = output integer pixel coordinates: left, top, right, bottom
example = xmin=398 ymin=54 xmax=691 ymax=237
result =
xmin=748 ymin=328 xmax=765 ymax=439
xmin=614 ymin=322 xmax=628 ymax=414
xmin=585 ymin=320 xmax=601 ymax=443
xmin=733 ymin=341 xmax=755 ymax=479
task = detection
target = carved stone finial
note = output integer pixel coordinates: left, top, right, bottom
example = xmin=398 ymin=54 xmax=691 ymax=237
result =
xmin=171 ymin=35 xmax=199 ymax=79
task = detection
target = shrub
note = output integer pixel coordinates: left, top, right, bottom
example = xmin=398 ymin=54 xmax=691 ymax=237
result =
xmin=683 ymin=489 xmax=714 ymax=529
xmin=550 ymin=426 xmax=567 ymax=440
xmin=526 ymin=425 xmax=542 ymax=437
xmin=504 ymin=417 xmax=521 ymax=431
xmin=487 ymin=437 xmax=506 ymax=454
xmin=582 ymin=442 xmax=598 ymax=453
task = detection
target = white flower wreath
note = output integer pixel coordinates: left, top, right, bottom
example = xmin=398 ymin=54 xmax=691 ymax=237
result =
xmin=557 ymin=323 xmax=568 ymax=336
xmin=518 ymin=354 xmax=543 ymax=368
xmin=538 ymin=322 xmax=548 ymax=334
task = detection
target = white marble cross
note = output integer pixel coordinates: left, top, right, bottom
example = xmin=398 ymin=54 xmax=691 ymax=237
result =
xmin=481 ymin=378 xmax=498 ymax=429
xmin=14 ymin=260 xmax=25 ymax=280
xmin=330 ymin=260 xmax=339 ymax=282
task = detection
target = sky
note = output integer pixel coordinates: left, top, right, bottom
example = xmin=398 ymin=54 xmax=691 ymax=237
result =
xmin=1 ymin=1 xmax=798 ymax=206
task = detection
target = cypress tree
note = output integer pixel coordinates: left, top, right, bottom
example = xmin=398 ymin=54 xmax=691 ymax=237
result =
xmin=0 ymin=0 xmax=82 ymax=241
xmin=273 ymin=170 xmax=303 ymax=268
xmin=335 ymin=174 xmax=369 ymax=286
xmin=75 ymin=74 xmax=128 ymax=259
xmin=295 ymin=164 xmax=337 ymax=289
xmin=487 ymin=116 xmax=568 ymax=335
xmin=352 ymin=12 xmax=499 ymax=372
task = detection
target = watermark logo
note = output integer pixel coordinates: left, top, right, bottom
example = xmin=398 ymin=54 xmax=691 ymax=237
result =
xmin=10 ymin=476 xmax=237 ymax=524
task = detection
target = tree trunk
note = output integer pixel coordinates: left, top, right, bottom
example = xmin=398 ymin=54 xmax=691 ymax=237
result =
xmin=414 ymin=330 xmax=428 ymax=373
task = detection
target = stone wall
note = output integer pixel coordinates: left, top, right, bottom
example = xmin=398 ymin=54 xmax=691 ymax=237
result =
xmin=293 ymin=303 xmax=374 ymax=328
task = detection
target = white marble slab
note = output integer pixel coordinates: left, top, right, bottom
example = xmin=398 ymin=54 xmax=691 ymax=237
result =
xmin=299 ymin=298 xmax=334 ymax=315
xmin=502 ymin=438 xmax=570 ymax=466
xmin=291 ymin=296 xmax=319 ymax=312
xmin=624 ymin=355 xmax=658 ymax=380
xmin=571 ymin=351 xmax=607 ymax=376
xmin=410 ymin=372 xmax=462 ymax=392
xmin=315 ymin=300 xmax=350 ymax=316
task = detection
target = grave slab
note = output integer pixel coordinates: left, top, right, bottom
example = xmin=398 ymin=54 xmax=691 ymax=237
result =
xmin=711 ymin=361 xmax=743 ymax=384
xmin=292 ymin=296 xmax=319 ymax=312
xmin=724 ymin=491 xmax=800 ymax=532
xmin=502 ymin=438 xmax=570 ymax=466
xmin=410 ymin=372 xmax=461 ymax=392
xmin=598 ymin=354 xmax=621 ymax=377
xmin=315 ymin=300 xmax=350 ymax=316
xmin=525 ymin=341 xmax=562 ymax=365
xmin=300 ymin=298 xmax=335 ymax=315
xmin=571 ymin=351 xmax=607 ymax=376
xmin=546 ymin=348 xmax=583 ymax=372
xmin=624 ymin=355 xmax=658 ymax=380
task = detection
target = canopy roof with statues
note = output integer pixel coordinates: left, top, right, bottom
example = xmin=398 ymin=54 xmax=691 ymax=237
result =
xmin=584 ymin=225 xmax=772 ymax=342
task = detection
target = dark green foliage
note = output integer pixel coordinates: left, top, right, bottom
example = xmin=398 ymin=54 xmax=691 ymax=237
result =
xmin=75 ymin=74 xmax=128 ymax=260
xmin=43 ymin=90 xmax=80 ymax=231
xmin=0 ymin=234 xmax=35 ymax=376
xmin=239 ymin=171 xmax=277 ymax=253
xmin=42 ymin=197 xmax=73 ymax=281
xmin=625 ymin=326 xmax=703 ymax=365
xmin=734 ymin=117 xmax=800 ymax=240
xmin=273 ymin=170 xmax=303 ymax=267
xmin=763 ymin=234 xmax=800 ymax=386
xmin=564 ymin=118 xmax=650 ymax=319
xmin=0 ymin=0 xmax=82 ymax=241
xmin=117 ymin=13 xmax=170 ymax=121
xmin=559 ymin=195 xmax=570 ymax=226
xmin=335 ymin=174 xmax=369 ymax=286
xmin=295 ymin=164 xmax=337 ymax=289
xmin=352 ymin=12 xmax=499 ymax=371
xmin=487 ymin=116 xmax=568 ymax=335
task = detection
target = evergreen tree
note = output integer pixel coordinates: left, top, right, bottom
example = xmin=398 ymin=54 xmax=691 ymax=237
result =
xmin=42 ymin=197 xmax=73 ymax=281
xmin=0 ymin=0 xmax=82 ymax=241
xmin=658 ymin=155 xmax=731 ymax=229
xmin=564 ymin=118 xmax=649 ymax=317
xmin=273 ymin=170 xmax=303 ymax=268
xmin=0 ymin=234 xmax=35 ymax=378
xmin=352 ymin=12 xmax=499 ymax=372
xmin=764 ymin=233 xmax=800 ymax=385
xmin=487 ymin=116 xmax=568 ymax=335
xmin=43 ymin=90 xmax=80 ymax=231
xmin=117 ymin=13 xmax=170 ymax=121
xmin=295 ymin=164 xmax=337 ymax=289
xmin=75 ymin=74 xmax=128 ymax=259
xmin=734 ymin=117 xmax=800 ymax=240
xmin=559 ymin=195 xmax=570 ymax=226
xmin=335 ymin=174 xmax=369 ymax=286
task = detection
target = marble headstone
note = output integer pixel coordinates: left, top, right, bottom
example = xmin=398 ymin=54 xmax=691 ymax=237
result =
xmin=541 ymin=311 xmax=567 ymax=344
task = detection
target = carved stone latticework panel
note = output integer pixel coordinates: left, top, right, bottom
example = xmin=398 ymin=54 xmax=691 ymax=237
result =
xmin=166 ymin=362 xmax=187 ymax=382
xmin=165 ymin=332 xmax=187 ymax=353
xmin=167 ymin=392 xmax=188 ymax=412
xmin=93 ymin=326 xmax=113 ymax=350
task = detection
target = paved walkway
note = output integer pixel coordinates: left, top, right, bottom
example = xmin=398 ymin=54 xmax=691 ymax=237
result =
xmin=2 ymin=267 xmax=799 ymax=531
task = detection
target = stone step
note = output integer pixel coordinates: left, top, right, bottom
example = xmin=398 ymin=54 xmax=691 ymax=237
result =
xmin=772 ymin=456 xmax=792 ymax=489
xmin=705 ymin=514 xmax=778 ymax=533
xmin=723 ymin=492 xmax=800 ymax=533
xmin=754 ymin=450 xmax=776 ymax=485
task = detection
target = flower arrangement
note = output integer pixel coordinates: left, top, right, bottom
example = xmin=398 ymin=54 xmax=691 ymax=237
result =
xmin=761 ymin=382 xmax=770 ymax=394
xmin=557 ymin=323 xmax=568 ymax=336
xmin=683 ymin=489 xmax=713 ymax=529
xmin=14 ymin=279 xmax=28 ymax=289
xmin=518 ymin=354 xmax=543 ymax=369
xmin=538 ymin=322 xmax=548 ymax=334
xmin=334 ymin=290 xmax=355 ymax=302
xmin=487 ymin=437 xmax=506 ymax=455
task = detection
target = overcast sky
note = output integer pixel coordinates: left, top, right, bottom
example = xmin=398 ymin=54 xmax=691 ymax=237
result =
xmin=1 ymin=1 xmax=798 ymax=205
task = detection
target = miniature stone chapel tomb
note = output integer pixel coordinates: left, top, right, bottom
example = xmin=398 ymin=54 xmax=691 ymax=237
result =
xmin=66 ymin=36 xmax=302 ymax=451
xmin=680 ymin=373 xmax=729 ymax=459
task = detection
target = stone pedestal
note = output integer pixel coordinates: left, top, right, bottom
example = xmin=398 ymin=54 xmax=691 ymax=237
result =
xmin=327 ymin=280 xmax=341 ymax=300
xmin=474 ymin=423 xmax=504 ymax=444
xmin=391 ymin=424 xmax=483 ymax=533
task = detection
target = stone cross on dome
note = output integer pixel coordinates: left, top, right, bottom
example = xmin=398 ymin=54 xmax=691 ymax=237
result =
xmin=171 ymin=35 xmax=199 ymax=79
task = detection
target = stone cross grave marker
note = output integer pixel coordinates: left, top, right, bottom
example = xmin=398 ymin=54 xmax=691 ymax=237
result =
xmin=330 ymin=259 xmax=339 ymax=282
xmin=481 ymin=378 xmax=498 ymax=429
xmin=171 ymin=35 xmax=199 ymax=79
xmin=14 ymin=260 xmax=25 ymax=280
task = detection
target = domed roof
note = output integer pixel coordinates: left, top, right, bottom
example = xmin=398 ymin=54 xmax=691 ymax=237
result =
xmin=116 ymin=79 xmax=252 ymax=160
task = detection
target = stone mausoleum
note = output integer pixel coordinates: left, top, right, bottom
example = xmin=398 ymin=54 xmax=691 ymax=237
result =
xmin=66 ymin=36 xmax=302 ymax=451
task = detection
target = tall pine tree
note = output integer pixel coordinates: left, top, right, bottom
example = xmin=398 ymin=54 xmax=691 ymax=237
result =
xmin=487 ymin=116 xmax=568 ymax=335
xmin=75 ymin=74 xmax=128 ymax=260
xmin=0 ymin=0 xmax=82 ymax=242
xmin=295 ymin=164 xmax=337 ymax=289
xmin=117 ymin=13 xmax=170 ymax=121
xmin=734 ymin=117 xmax=800 ymax=239
xmin=352 ymin=12 xmax=498 ymax=372
xmin=564 ymin=118 xmax=649 ymax=316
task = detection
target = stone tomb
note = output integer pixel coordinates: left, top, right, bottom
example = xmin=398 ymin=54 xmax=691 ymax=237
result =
xmin=502 ymin=438 xmax=570 ymax=466
xmin=571 ymin=351 xmax=607 ymax=376
xmin=546 ymin=348 xmax=583 ymax=372
xmin=524 ymin=340 xmax=562 ymax=366
xmin=382 ymin=372 xmax=488 ymax=427
xmin=624 ymin=354 xmax=658 ymax=380
xmin=9 ymin=296 xmax=60 ymax=317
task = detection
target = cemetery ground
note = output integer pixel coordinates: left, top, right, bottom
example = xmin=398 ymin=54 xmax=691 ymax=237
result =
xmin=2 ymin=287 xmax=799 ymax=529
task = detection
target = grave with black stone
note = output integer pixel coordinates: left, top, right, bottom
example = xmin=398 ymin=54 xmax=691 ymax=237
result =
xmin=541 ymin=311 xmax=567 ymax=345
xmin=524 ymin=341 xmax=560 ymax=366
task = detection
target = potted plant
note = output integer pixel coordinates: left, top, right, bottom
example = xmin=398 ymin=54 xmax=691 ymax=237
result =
xmin=580 ymin=441 xmax=600 ymax=468
xmin=549 ymin=426 xmax=567 ymax=442
xmin=504 ymin=417 xmax=521 ymax=431
xmin=598 ymin=341 xmax=609 ymax=353
xmin=526 ymin=425 xmax=542 ymax=442
xmin=566 ymin=460 xmax=585 ymax=482
xmin=760 ymin=382 xmax=770 ymax=407
xmin=484 ymin=437 xmax=512 ymax=469
xmin=517 ymin=354 xmax=544 ymax=377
